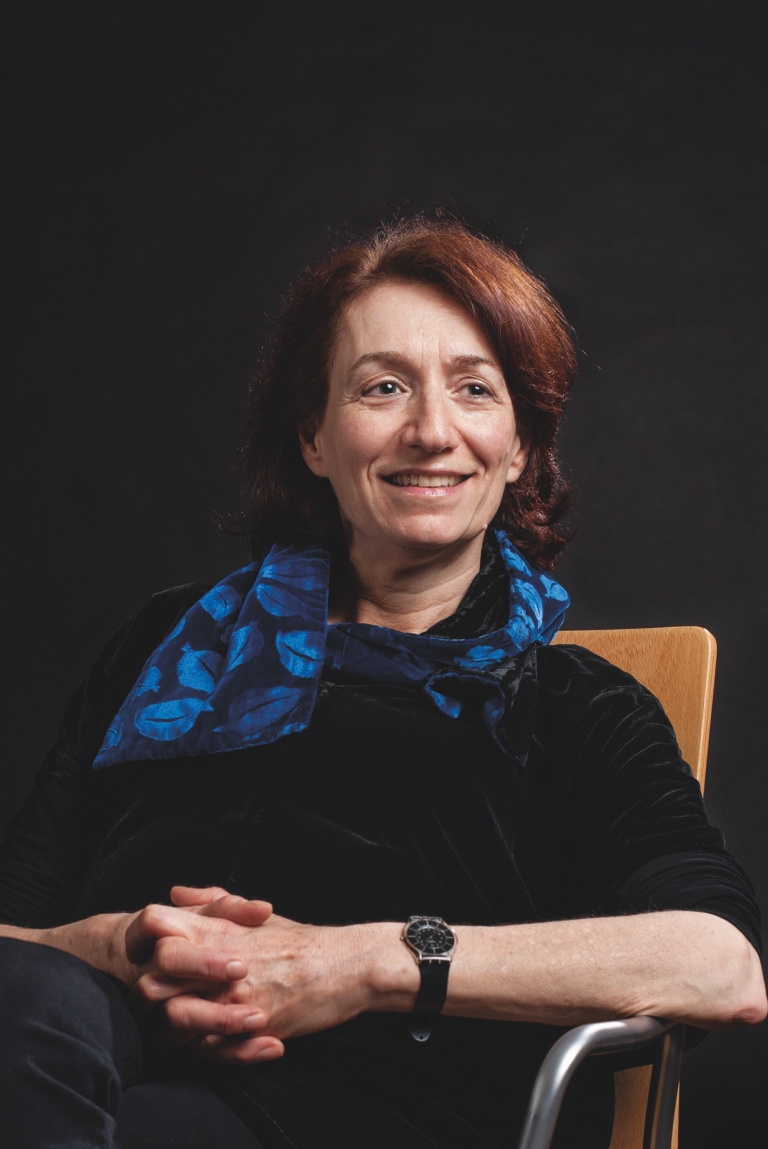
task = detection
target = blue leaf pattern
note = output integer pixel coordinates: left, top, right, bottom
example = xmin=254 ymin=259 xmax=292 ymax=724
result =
xmin=540 ymin=573 xmax=570 ymax=602
xmin=224 ymin=686 xmax=305 ymax=734
xmin=177 ymin=646 xmax=223 ymax=694
xmin=135 ymin=697 xmax=213 ymax=740
xmin=256 ymin=583 xmax=307 ymax=618
xmin=226 ymin=624 xmax=264 ymax=670
xmin=514 ymin=580 xmax=544 ymax=627
xmin=498 ymin=536 xmax=531 ymax=575
xmin=200 ymin=585 xmax=242 ymax=621
xmin=456 ymin=645 xmax=509 ymax=669
xmin=507 ymin=616 xmax=534 ymax=646
xmin=93 ymin=531 xmax=568 ymax=769
xmin=259 ymin=563 xmax=324 ymax=592
xmin=135 ymin=665 xmax=161 ymax=695
xmin=275 ymin=630 xmax=324 ymax=678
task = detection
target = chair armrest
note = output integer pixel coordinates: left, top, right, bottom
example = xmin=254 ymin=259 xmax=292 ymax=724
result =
xmin=516 ymin=1017 xmax=685 ymax=1149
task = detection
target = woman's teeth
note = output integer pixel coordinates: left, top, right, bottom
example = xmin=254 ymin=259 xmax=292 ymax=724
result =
xmin=388 ymin=474 xmax=464 ymax=487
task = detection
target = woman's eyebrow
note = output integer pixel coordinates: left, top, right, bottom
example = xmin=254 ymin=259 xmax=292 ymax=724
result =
xmin=451 ymin=354 xmax=499 ymax=369
xmin=348 ymin=351 xmax=410 ymax=374
xmin=347 ymin=351 xmax=499 ymax=374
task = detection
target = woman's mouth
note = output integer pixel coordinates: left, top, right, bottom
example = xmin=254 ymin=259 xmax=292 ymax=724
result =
xmin=383 ymin=473 xmax=469 ymax=488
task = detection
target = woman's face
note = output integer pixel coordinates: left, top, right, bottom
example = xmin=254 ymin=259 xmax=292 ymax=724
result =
xmin=300 ymin=281 xmax=528 ymax=555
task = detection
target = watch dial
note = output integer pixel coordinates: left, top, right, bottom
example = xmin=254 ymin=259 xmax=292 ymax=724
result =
xmin=406 ymin=918 xmax=454 ymax=956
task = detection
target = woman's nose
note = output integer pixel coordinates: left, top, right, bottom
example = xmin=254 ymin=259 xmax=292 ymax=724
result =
xmin=401 ymin=391 xmax=459 ymax=454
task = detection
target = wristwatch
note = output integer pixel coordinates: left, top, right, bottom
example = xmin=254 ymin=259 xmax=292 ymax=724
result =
xmin=402 ymin=915 xmax=457 ymax=1041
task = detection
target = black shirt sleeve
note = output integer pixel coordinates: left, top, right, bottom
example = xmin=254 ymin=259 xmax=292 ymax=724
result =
xmin=534 ymin=644 xmax=762 ymax=954
xmin=0 ymin=583 xmax=207 ymax=928
xmin=615 ymin=850 xmax=761 ymax=949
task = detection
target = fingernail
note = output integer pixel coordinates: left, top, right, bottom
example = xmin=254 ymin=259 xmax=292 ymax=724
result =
xmin=225 ymin=959 xmax=247 ymax=978
xmin=243 ymin=1013 xmax=264 ymax=1030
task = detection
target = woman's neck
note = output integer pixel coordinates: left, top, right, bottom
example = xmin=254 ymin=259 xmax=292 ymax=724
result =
xmin=328 ymin=532 xmax=485 ymax=633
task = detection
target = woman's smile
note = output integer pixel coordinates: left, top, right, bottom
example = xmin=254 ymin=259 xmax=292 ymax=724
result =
xmin=383 ymin=471 xmax=470 ymax=492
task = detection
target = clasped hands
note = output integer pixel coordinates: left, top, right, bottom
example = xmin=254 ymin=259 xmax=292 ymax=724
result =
xmin=124 ymin=887 xmax=415 ymax=1063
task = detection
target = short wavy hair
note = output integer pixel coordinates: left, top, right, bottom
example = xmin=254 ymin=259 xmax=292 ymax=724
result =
xmin=242 ymin=218 xmax=576 ymax=568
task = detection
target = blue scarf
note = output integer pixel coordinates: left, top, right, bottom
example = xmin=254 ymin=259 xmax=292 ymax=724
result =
xmin=94 ymin=530 xmax=569 ymax=769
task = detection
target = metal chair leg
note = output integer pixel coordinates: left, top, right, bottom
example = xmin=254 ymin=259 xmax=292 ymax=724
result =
xmin=644 ymin=1023 xmax=685 ymax=1149
xmin=516 ymin=1017 xmax=684 ymax=1149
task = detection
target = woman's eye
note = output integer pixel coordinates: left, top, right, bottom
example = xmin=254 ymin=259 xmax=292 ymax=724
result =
xmin=367 ymin=381 xmax=400 ymax=396
xmin=465 ymin=382 xmax=490 ymax=397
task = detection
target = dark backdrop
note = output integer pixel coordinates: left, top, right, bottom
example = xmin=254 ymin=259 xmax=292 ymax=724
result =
xmin=5 ymin=2 xmax=767 ymax=1144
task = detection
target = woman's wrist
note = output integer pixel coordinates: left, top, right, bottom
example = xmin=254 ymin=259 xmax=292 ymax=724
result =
xmin=43 ymin=912 xmax=140 ymax=985
xmin=347 ymin=921 xmax=420 ymax=1014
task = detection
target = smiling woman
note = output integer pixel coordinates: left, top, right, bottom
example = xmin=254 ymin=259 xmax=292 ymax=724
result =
xmin=0 ymin=218 xmax=763 ymax=1149
xmin=303 ymin=281 xmax=530 ymax=629
xmin=244 ymin=218 xmax=576 ymax=570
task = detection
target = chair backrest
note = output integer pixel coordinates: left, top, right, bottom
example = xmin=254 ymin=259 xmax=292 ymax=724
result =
xmin=551 ymin=627 xmax=718 ymax=1149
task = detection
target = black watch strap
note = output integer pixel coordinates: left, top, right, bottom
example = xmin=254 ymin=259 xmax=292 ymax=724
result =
xmin=410 ymin=959 xmax=450 ymax=1042
xmin=415 ymin=958 xmax=450 ymax=1012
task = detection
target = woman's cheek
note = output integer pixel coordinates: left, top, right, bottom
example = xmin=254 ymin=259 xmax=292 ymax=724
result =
xmin=469 ymin=417 xmax=520 ymax=473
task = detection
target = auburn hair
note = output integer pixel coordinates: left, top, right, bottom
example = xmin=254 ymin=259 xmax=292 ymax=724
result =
xmin=241 ymin=217 xmax=577 ymax=568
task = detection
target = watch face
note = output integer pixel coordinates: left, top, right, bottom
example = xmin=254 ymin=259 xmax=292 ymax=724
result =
xmin=405 ymin=917 xmax=455 ymax=956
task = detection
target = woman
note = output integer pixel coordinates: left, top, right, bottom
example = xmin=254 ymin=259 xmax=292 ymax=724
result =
xmin=0 ymin=218 xmax=764 ymax=1149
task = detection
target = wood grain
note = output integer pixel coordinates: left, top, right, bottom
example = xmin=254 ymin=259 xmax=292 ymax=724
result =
xmin=551 ymin=627 xmax=717 ymax=1149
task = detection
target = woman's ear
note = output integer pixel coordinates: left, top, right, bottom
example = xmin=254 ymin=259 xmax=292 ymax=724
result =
xmin=298 ymin=425 xmax=328 ymax=478
xmin=506 ymin=428 xmax=530 ymax=485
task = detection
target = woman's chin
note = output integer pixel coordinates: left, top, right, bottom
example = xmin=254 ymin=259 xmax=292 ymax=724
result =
xmin=372 ymin=515 xmax=484 ymax=553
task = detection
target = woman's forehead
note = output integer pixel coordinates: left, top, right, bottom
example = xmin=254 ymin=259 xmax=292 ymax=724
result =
xmin=334 ymin=281 xmax=497 ymax=371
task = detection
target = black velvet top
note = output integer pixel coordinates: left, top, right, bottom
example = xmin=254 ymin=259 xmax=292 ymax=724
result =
xmin=0 ymin=551 xmax=760 ymax=1149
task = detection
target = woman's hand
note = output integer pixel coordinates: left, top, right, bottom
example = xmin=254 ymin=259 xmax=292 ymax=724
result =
xmin=125 ymin=887 xmax=283 ymax=1061
xmin=127 ymin=886 xmax=416 ymax=1063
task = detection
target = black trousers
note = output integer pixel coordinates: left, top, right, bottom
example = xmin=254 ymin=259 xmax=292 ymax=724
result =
xmin=0 ymin=937 xmax=263 ymax=1149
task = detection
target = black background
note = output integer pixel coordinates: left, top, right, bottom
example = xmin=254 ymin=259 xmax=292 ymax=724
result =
xmin=4 ymin=1 xmax=767 ymax=1143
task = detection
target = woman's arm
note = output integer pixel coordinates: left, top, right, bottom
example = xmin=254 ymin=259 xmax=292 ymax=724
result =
xmin=130 ymin=892 xmax=767 ymax=1063
xmin=0 ymin=916 xmax=139 ymax=984
xmin=441 ymin=910 xmax=766 ymax=1027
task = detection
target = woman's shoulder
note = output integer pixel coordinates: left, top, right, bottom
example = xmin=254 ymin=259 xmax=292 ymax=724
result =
xmin=129 ymin=581 xmax=212 ymax=641
xmin=537 ymin=639 xmax=654 ymax=691
xmin=42 ymin=582 xmax=213 ymax=783
xmin=534 ymin=640 xmax=672 ymax=728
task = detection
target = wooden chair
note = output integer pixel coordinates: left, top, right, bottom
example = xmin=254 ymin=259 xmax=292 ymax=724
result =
xmin=519 ymin=626 xmax=717 ymax=1149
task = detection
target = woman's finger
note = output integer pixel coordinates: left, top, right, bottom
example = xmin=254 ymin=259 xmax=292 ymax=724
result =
xmin=129 ymin=935 xmax=250 ymax=1015
xmin=197 ymin=894 xmax=273 ymax=928
xmin=170 ymin=887 xmax=273 ymax=927
xmin=130 ymin=973 xmax=222 ymax=1014
xmin=151 ymin=934 xmax=248 ymax=982
xmin=162 ymin=995 xmax=269 ymax=1039
xmin=194 ymin=1032 xmax=285 ymax=1063
xmin=169 ymin=885 xmax=232 ymax=907
xmin=124 ymin=903 xmax=197 ymax=963
xmin=124 ymin=895 xmax=273 ymax=968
